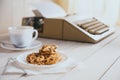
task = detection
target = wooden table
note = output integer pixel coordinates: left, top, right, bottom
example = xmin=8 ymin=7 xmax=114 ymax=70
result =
xmin=0 ymin=27 xmax=120 ymax=80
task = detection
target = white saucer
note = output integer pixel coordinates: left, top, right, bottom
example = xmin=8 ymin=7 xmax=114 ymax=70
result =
xmin=0 ymin=40 xmax=42 ymax=50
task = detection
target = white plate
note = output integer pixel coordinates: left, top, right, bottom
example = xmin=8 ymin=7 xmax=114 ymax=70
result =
xmin=16 ymin=52 xmax=68 ymax=69
xmin=0 ymin=40 xmax=42 ymax=50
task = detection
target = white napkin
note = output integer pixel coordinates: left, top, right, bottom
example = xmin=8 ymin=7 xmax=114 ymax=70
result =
xmin=4 ymin=58 xmax=78 ymax=75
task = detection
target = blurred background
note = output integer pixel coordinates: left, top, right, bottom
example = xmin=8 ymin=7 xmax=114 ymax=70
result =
xmin=0 ymin=0 xmax=120 ymax=34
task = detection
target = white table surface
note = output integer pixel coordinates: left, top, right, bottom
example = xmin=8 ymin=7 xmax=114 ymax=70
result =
xmin=0 ymin=27 xmax=120 ymax=80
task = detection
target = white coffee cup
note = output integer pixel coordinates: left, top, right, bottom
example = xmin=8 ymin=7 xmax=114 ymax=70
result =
xmin=8 ymin=26 xmax=38 ymax=48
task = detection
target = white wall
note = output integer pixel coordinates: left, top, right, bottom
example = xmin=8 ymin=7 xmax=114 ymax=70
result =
xmin=0 ymin=0 xmax=34 ymax=34
xmin=0 ymin=0 xmax=12 ymax=34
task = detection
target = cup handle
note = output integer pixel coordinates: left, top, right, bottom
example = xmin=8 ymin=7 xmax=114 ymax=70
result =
xmin=32 ymin=29 xmax=38 ymax=41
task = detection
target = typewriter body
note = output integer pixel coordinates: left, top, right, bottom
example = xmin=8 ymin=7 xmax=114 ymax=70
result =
xmin=38 ymin=15 xmax=114 ymax=43
xmin=23 ymin=1 xmax=114 ymax=43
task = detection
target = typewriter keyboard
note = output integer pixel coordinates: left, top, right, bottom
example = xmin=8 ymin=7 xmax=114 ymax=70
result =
xmin=77 ymin=18 xmax=109 ymax=35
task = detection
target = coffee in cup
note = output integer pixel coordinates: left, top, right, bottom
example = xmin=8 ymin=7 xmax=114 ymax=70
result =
xmin=8 ymin=26 xmax=38 ymax=48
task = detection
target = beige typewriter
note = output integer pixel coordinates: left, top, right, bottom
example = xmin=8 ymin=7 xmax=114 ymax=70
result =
xmin=30 ymin=1 xmax=114 ymax=43
xmin=38 ymin=17 xmax=114 ymax=43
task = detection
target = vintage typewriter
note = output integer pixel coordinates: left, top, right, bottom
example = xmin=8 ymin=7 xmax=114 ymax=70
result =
xmin=22 ymin=16 xmax=114 ymax=43
xmin=22 ymin=1 xmax=114 ymax=43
